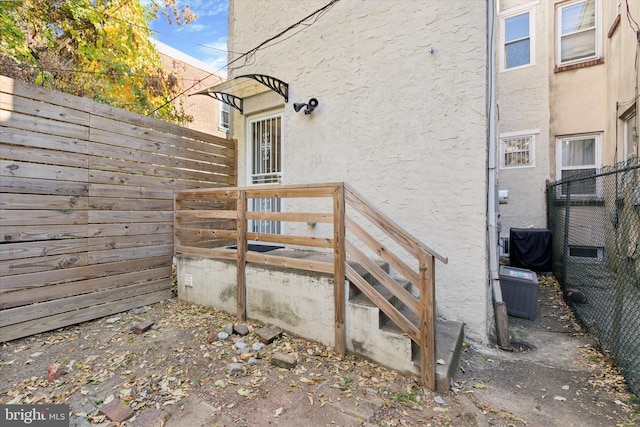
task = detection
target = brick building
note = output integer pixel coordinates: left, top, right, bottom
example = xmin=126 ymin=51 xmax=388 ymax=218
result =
xmin=154 ymin=40 xmax=228 ymax=138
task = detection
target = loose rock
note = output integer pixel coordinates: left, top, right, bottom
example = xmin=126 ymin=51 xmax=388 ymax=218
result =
xmin=271 ymin=352 xmax=297 ymax=369
xmin=47 ymin=363 xmax=62 ymax=382
xmin=234 ymin=324 xmax=250 ymax=336
xmin=217 ymin=331 xmax=229 ymax=340
xmin=99 ymin=399 xmax=134 ymax=422
xmin=228 ymin=363 xmax=243 ymax=376
xmin=223 ymin=323 xmax=234 ymax=335
xmin=256 ymin=327 xmax=283 ymax=344
xmin=132 ymin=319 xmax=154 ymax=335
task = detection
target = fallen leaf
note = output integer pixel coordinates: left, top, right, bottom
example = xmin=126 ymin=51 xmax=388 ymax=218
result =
xmin=554 ymin=396 xmax=566 ymax=401
xmin=237 ymin=388 xmax=252 ymax=397
xmin=274 ymin=407 xmax=284 ymax=417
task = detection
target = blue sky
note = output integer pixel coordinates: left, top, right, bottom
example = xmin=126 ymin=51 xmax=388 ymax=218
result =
xmin=149 ymin=0 xmax=229 ymax=76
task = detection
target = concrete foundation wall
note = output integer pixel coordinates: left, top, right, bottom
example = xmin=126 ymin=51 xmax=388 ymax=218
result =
xmin=176 ymin=255 xmax=336 ymax=346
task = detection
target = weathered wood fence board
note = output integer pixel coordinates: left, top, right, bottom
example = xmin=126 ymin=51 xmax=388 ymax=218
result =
xmin=0 ymin=76 xmax=236 ymax=342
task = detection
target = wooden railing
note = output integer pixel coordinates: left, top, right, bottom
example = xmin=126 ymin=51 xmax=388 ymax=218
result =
xmin=174 ymin=182 xmax=447 ymax=389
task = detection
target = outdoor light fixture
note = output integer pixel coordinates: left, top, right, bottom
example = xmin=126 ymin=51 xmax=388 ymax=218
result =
xmin=293 ymin=98 xmax=319 ymax=115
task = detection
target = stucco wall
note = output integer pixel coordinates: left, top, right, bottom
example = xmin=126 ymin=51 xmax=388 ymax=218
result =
xmin=603 ymin=0 xmax=639 ymax=163
xmin=496 ymin=0 xmax=551 ymax=236
xmin=228 ymin=0 xmax=490 ymax=342
xmin=548 ymin=0 xmax=607 ymax=180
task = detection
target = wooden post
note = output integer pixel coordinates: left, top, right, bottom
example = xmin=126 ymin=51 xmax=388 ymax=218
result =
xmin=173 ymin=194 xmax=180 ymax=250
xmin=333 ymin=184 xmax=346 ymax=356
xmin=418 ymin=252 xmax=436 ymax=390
xmin=236 ymin=190 xmax=247 ymax=320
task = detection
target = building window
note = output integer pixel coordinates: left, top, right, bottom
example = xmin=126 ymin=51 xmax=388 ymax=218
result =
xmin=557 ymin=0 xmax=598 ymax=66
xmin=556 ymin=134 xmax=601 ymax=196
xmin=623 ymin=110 xmax=638 ymax=160
xmin=502 ymin=11 xmax=533 ymax=70
xmin=500 ymin=132 xmax=535 ymax=168
xmin=218 ymin=102 xmax=230 ymax=132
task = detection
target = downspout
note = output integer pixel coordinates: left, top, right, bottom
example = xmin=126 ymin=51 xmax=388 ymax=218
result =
xmin=487 ymin=0 xmax=511 ymax=349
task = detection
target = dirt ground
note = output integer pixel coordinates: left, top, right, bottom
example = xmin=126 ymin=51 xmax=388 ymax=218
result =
xmin=1 ymin=276 xmax=639 ymax=427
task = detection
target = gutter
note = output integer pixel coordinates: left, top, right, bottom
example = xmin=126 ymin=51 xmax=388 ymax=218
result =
xmin=487 ymin=0 xmax=511 ymax=349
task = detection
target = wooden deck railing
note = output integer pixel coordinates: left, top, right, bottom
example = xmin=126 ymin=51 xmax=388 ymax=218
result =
xmin=174 ymin=182 xmax=447 ymax=389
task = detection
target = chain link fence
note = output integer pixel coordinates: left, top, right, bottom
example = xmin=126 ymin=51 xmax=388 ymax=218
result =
xmin=547 ymin=156 xmax=640 ymax=396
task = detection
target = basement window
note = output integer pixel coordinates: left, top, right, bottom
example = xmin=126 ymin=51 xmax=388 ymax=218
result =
xmin=568 ymin=245 xmax=603 ymax=261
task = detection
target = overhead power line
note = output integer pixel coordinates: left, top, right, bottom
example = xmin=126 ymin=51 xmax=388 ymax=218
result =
xmin=147 ymin=0 xmax=341 ymax=116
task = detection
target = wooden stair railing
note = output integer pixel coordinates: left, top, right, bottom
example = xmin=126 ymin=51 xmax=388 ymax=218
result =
xmin=343 ymin=184 xmax=448 ymax=390
xmin=174 ymin=182 xmax=447 ymax=389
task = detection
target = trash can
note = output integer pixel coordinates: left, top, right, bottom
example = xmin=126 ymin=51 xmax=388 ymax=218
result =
xmin=499 ymin=266 xmax=539 ymax=320
xmin=509 ymin=228 xmax=552 ymax=272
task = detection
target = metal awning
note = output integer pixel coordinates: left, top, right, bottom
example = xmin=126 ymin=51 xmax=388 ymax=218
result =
xmin=190 ymin=74 xmax=288 ymax=114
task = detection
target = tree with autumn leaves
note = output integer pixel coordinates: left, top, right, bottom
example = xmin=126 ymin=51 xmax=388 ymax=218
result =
xmin=0 ymin=0 xmax=196 ymax=124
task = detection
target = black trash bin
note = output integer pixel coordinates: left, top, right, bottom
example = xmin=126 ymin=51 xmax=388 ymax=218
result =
xmin=509 ymin=228 xmax=552 ymax=272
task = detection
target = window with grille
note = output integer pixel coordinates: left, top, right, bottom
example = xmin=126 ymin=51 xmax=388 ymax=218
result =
xmin=500 ymin=134 xmax=535 ymax=168
xmin=248 ymin=113 xmax=283 ymax=234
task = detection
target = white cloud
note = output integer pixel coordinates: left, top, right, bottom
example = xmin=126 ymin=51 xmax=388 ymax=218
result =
xmin=200 ymin=37 xmax=229 ymax=78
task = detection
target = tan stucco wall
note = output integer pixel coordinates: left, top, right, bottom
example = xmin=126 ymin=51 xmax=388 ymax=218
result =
xmin=548 ymin=0 xmax=606 ymax=180
xmin=603 ymin=0 xmax=639 ymax=163
xmin=496 ymin=0 xmax=551 ymax=235
xmin=228 ymin=0 xmax=490 ymax=342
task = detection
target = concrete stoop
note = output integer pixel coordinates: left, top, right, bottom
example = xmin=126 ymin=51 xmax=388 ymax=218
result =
xmin=346 ymin=282 xmax=464 ymax=393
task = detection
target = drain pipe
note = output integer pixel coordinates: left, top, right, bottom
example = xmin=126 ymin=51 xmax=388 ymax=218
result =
xmin=487 ymin=0 xmax=511 ymax=350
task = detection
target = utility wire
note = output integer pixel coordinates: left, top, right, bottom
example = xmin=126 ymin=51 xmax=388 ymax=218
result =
xmin=147 ymin=0 xmax=341 ymax=116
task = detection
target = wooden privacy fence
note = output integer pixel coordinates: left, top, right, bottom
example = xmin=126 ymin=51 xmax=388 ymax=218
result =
xmin=174 ymin=182 xmax=447 ymax=389
xmin=0 ymin=76 xmax=236 ymax=342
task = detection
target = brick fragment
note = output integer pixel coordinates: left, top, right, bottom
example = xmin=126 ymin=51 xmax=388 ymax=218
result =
xmin=99 ymin=399 xmax=134 ymax=423
xmin=255 ymin=327 xmax=283 ymax=344
xmin=271 ymin=352 xmax=297 ymax=369
xmin=132 ymin=319 xmax=154 ymax=334
xmin=47 ymin=363 xmax=62 ymax=382
xmin=207 ymin=331 xmax=218 ymax=343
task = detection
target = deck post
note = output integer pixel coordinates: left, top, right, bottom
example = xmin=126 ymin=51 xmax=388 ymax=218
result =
xmin=237 ymin=189 xmax=247 ymax=320
xmin=333 ymin=184 xmax=346 ymax=356
xmin=419 ymin=252 xmax=436 ymax=390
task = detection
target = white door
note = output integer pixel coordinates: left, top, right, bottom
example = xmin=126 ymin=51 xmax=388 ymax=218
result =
xmin=248 ymin=113 xmax=282 ymax=234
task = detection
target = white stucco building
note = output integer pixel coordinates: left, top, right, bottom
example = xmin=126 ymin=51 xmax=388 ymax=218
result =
xmin=201 ymin=0 xmax=494 ymax=343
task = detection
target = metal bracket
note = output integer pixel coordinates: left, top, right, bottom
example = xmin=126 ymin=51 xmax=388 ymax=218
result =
xmin=201 ymin=91 xmax=243 ymax=113
xmin=237 ymin=74 xmax=289 ymax=102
